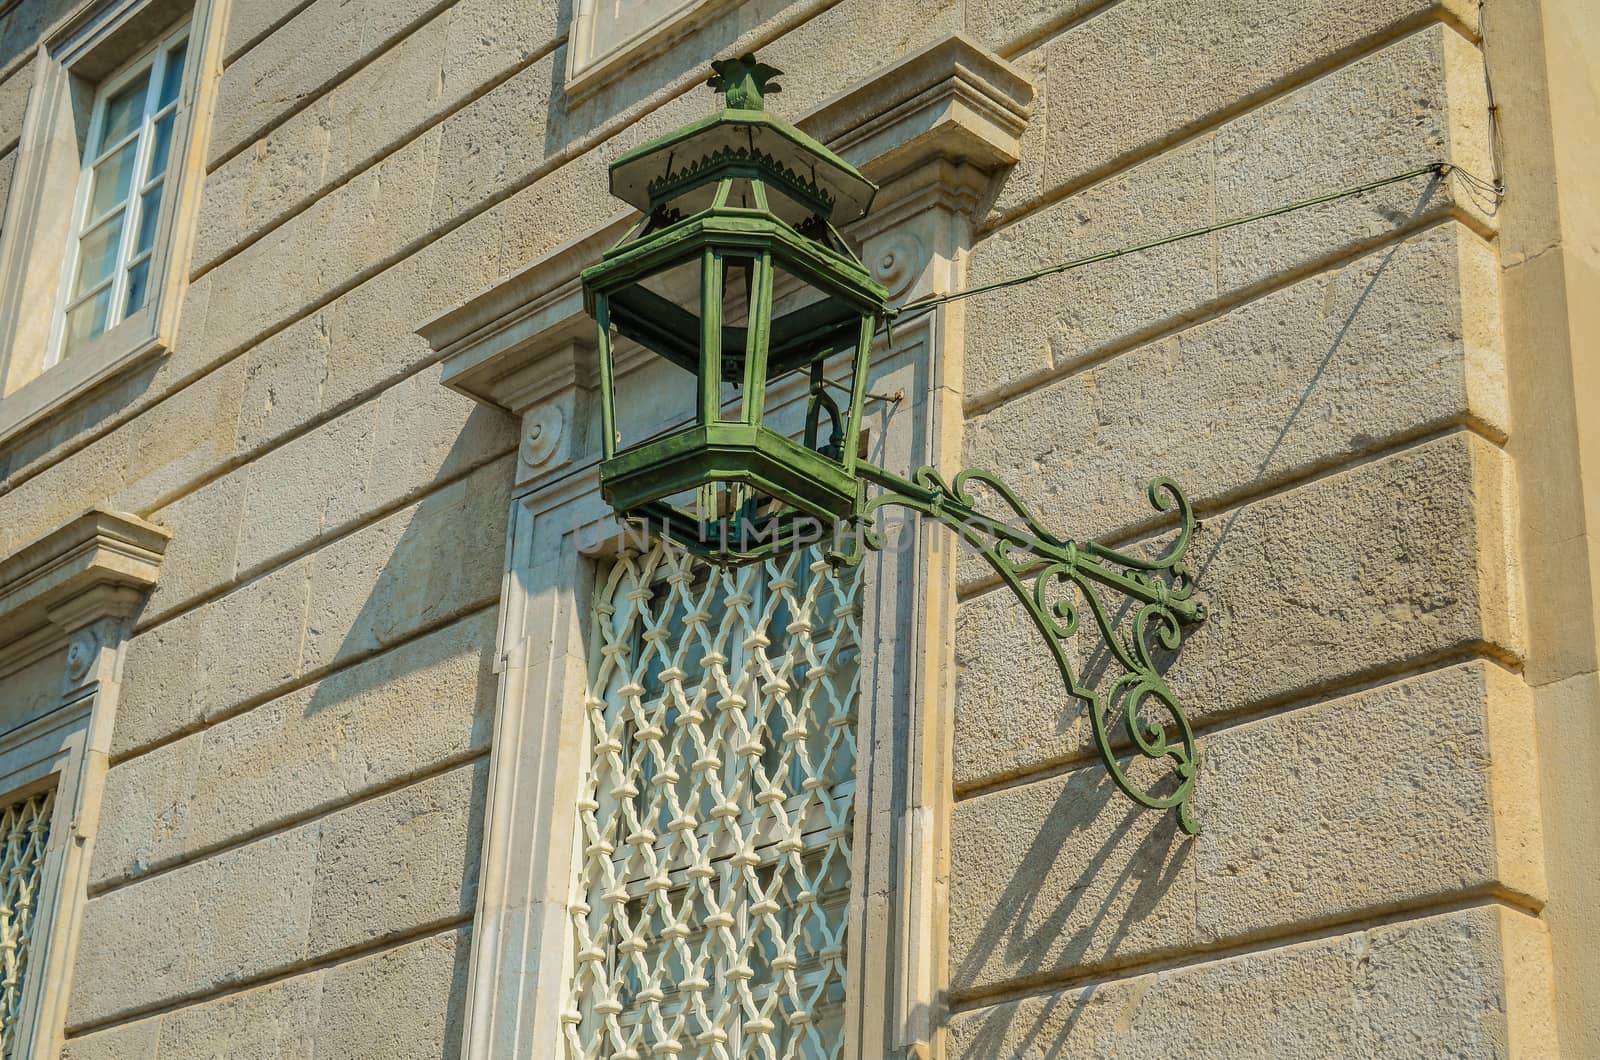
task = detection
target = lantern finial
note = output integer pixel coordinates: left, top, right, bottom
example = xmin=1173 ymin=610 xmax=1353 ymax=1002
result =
xmin=707 ymin=54 xmax=783 ymax=110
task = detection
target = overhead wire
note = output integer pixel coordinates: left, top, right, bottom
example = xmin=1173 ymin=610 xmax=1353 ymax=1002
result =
xmin=881 ymin=160 xmax=1503 ymax=328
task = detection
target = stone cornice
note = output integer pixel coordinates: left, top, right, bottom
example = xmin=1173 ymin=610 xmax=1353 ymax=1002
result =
xmin=0 ymin=508 xmax=169 ymax=652
xmin=804 ymin=35 xmax=1032 ymax=186
xmin=418 ymin=34 xmax=1034 ymax=415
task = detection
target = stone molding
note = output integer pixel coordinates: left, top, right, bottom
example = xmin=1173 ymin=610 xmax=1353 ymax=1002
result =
xmin=806 ymin=35 xmax=1031 ymax=186
xmin=0 ymin=508 xmax=167 ymax=1058
xmin=0 ymin=508 xmax=169 ymax=668
xmin=420 ymin=35 xmax=1032 ymax=1060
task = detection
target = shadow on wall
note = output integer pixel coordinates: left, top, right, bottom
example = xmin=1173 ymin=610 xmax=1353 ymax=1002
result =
xmin=301 ymin=410 xmax=511 ymax=716
xmin=275 ymin=423 xmax=500 ymax=1049
xmin=1191 ymin=175 xmax=1445 ymax=583
xmin=0 ymin=0 xmax=76 ymax=70
xmin=954 ymin=771 xmax=1191 ymax=1059
xmin=949 ymin=176 xmax=1453 ymax=1058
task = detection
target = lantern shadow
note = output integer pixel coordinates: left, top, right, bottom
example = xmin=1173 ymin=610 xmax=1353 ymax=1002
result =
xmin=952 ymin=767 xmax=1192 ymax=1057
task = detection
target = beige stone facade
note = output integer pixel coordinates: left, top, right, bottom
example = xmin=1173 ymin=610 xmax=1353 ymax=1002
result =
xmin=0 ymin=0 xmax=1590 ymax=1056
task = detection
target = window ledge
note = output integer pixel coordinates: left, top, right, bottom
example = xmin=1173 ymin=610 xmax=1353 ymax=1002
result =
xmin=564 ymin=0 xmax=739 ymax=105
xmin=0 ymin=322 xmax=166 ymax=451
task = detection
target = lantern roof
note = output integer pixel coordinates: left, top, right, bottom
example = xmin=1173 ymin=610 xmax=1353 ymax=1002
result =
xmin=608 ymin=55 xmax=877 ymax=224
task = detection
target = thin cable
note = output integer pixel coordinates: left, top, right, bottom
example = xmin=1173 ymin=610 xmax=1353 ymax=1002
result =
xmin=892 ymin=162 xmax=1452 ymax=317
xmin=1477 ymin=0 xmax=1507 ymax=194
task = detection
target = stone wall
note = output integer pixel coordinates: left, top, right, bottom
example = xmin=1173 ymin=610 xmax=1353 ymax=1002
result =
xmin=0 ymin=0 xmax=1586 ymax=1054
xmin=946 ymin=0 xmax=1574 ymax=1055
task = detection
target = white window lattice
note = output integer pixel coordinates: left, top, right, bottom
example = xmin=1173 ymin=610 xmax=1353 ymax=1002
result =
xmin=564 ymin=541 xmax=861 ymax=1059
xmin=0 ymin=790 xmax=52 ymax=1059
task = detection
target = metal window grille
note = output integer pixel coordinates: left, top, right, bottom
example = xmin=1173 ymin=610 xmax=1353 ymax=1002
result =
xmin=564 ymin=540 xmax=861 ymax=1058
xmin=0 ymin=790 xmax=53 ymax=1058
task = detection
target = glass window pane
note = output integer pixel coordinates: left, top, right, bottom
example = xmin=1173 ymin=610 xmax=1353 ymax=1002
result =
xmin=73 ymin=213 xmax=125 ymax=299
xmin=135 ymin=183 xmax=163 ymax=255
xmin=88 ymin=141 xmax=139 ymax=218
xmin=159 ymin=40 xmax=188 ymax=108
xmin=62 ymin=287 xmax=113 ymax=357
xmin=97 ymin=71 xmax=150 ymax=153
xmin=146 ymin=111 xmax=176 ymax=181
xmin=125 ymin=257 xmax=152 ymax=315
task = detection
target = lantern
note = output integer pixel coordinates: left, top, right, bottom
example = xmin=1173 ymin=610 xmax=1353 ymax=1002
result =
xmin=581 ymin=55 xmax=888 ymax=554
xmin=570 ymin=53 xmax=1213 ymax=834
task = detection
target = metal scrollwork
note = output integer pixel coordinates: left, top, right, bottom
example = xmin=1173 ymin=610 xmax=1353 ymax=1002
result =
xmin=854 ymin=462 xmax=1206 ymax=835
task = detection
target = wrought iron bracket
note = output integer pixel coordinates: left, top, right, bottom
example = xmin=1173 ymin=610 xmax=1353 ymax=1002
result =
xmin=850 ymin=461 xmax=1207 ymax=835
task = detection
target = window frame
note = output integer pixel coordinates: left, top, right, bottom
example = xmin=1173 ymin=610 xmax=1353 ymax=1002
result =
xmin=47 ymin=17 xmax=190 ymax=368
xmin=565 ymin=0 xmax=741 ymax=103
xmin=0 ymin=699 xmax=93 ymax=1060
xmin=0 ymin=508 xmax=168 ymax=1058
xmin=0 ymin=0 xmax=229 ymax=449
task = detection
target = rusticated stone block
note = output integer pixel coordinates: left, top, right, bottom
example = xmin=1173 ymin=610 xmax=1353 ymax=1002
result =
xmin=117 ymin=554 xmax=311 ymax=756
xmin=298 ymin=451 xmax=510 ymax=673
xmin=1212 ymin=27 xmax=1493 ymax=293
xmin=70 ymin=826 xmax=320 ymax=1032
xmin=68 ymin=763 xmax=484 ymax=1030
xmin=114 ymin=454 xmax=510 ymax=757
xmin=208 ymin=0 xmax=449 ymax=166
xmin=948 ymin=906 xmax=1553 ymax=1058
xmin=949 ymin=662 xmax=1543 ymax=995
xmin=94 ymin=608 xmax=498 ymax=887
xmin=0 ymin=359 xmax=247 ymax=556
xmin=220 ymin=0 xmax=305 ymax=61
xmin=963 ymin=223 xmax=1505 ymax=564
xmin=62 ymin=928 xmax=469 ymax=1059
xmin=313 ymin=924 xmax=471 ymax=1058
xmin=1040 ymin=0 xmax=1475 ymax=194
xmin=967 ymin=26 xmax=1491 ymax=404
xmin=0 ymin=57 xmax=33 ymax=153
xmin=954 ymin=433 xmax=1520 ymax=790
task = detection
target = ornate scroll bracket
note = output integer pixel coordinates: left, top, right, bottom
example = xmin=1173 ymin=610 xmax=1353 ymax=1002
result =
xmin=852 ymin=462 xmax=1207 ymax=835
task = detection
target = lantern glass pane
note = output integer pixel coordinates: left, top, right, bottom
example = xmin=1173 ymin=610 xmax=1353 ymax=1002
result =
xmin=658 ymin=178 xmax=720 ymax=221
xmin=721 ymin=178 xmax=761 ymax=212
xmin=716 ymin=252 xmax=758 ymax=423
xmin=768 ymin=261 xmax=860 ymax=378
xmin=763 ymin=260 xmax=863 ymax=465
xmin=613 ymin=255 xmax=703 ymax=450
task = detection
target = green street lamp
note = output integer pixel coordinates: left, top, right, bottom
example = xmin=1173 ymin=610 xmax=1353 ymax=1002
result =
xmin=582 ymin=56 xmax=887 ymax=551
xmin=582 ymin=55 xmax=1210 ymax=835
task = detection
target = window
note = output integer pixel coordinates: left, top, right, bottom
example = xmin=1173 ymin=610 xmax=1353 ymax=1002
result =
xmin=51 ymin=21 xmax=188 ymax=363
xmin=0 ymin=788 xmax=54 ymax=1058
xmin=566 ymin=0 xmax=737 ymax=99
xmin=565 ymin=540 xmax=859 ymax=1056
xmin=0 ymin=0 xmax=225 ymax=446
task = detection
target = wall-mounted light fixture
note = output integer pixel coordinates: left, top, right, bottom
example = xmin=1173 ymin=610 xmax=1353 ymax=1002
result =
xmin=582 ymin=55 xmax=1209 ymax=835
